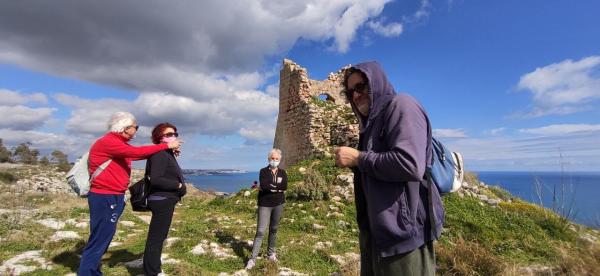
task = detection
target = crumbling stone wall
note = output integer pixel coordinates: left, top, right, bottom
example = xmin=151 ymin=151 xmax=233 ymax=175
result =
xmin=274 ymin=59 xmax=359 ymax=168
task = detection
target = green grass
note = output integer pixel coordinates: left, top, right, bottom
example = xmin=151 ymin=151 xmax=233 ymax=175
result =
xmin=1 ymin=164 xmax=599 ymax=275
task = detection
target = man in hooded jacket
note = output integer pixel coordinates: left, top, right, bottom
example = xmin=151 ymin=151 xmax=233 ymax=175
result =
xmin=334 ymin=61 xmax=444 ymax=275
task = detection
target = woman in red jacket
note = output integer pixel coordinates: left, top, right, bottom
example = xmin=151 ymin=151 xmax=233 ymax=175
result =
xmin=78 ymin=112 xmax=182 ymax=276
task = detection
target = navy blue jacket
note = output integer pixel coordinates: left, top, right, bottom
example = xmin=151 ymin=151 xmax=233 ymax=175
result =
xmin=350 ymin=61 xmax=444 ymax=257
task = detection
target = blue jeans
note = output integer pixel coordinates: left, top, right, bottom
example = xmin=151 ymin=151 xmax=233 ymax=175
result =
xmin=78 ymin=192 xmax=125 ymax=276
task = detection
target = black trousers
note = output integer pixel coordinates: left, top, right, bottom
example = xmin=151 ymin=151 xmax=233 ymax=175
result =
xmin=143 ymin=198 xmax=177 ymax=276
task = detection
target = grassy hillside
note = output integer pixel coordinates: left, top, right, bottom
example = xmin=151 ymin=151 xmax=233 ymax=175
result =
xmin=1 ymin=162 xmax=599 ymax=275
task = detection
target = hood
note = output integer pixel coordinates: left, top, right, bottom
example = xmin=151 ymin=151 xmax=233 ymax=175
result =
xmin=351 ymin=61 xmax=397 ymax=131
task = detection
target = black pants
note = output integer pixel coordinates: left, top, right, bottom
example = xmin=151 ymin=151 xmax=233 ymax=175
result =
xmin=143 ymin=198 xmax=177 ymax=276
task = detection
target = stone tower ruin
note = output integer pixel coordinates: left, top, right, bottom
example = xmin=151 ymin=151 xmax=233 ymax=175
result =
xmin=274 ymin=59 xmax=359 ymax=168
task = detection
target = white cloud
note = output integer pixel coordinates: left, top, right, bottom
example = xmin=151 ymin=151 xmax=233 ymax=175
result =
xmin=441 ymin=129 xmax=600 ymax=172
xmin=0 ymin=129 xmax=88 ymax=158
xmin=0 ymin=105 xmax=55 ymax=130
xmin=433 ymin=128 xmax=467 ymax=138
xmin=0 ymin=89 xmax=48 ymax=105
xmin=240 ymin=119 xmax=277 ymax=145
xmin=403 ymin=0 xmax=432 ymax=24
xmin=367 ymin=20 xmax=403 ymax=37
xmin=134 ymin=90 xmax=278 ymax=138
xmin=0 ymin=0 xmax=435 ymax=167
xmin=517 ymin=56 xmax=600 ymax=117
xmin=519 ymin=124 xmax=600 ymax=136
xmin=54 ymin=93 xmax=131 ymax=135
xmin=265 ymin=83 xmax=280 ymax=97
xmin=486 ymin=127 xmax=506 ymax=136
xmin=53 ymin=89 xmax=279 ymax=144
xmin=0 ymin=0 xmax=397 ymax=97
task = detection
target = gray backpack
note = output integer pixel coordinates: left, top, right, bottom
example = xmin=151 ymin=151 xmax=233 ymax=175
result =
xmin=65 ymin=152 xmax=112 ymax=197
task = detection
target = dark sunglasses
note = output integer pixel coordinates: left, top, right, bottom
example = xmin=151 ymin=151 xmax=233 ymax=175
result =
xmin=345 ymin=82 xmax=368 ymax=97
xmin=163 ymin=132 xmax=179 ymax=138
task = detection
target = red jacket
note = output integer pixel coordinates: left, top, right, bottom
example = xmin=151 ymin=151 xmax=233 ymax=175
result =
xmin=88 ymin=132 xmax=168 ymax=194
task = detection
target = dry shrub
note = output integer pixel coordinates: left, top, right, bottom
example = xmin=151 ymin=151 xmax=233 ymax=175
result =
xmin=555 ymin=242 xmax=600 ymax=275
xmin=463 ymin=172 xmax=479 ymax=186
xmin=436 ymin=238 xmax=506 ymax=275
xmin=184 ymin=183 xmax=217 ymax=201
xmin=339 ymin=259 xmax=360 ymax=276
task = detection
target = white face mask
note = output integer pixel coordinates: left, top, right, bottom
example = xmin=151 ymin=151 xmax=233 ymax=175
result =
xmin=269 ymin=160 xmax=280 ymax=168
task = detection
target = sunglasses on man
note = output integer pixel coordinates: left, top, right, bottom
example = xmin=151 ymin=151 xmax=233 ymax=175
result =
xmin=345 ymin=82 xmax=369 ymax=98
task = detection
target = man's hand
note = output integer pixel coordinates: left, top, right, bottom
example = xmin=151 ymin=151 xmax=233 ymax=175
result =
xmin=334 ymin=146 xmax=360 ymax=168
xmin=167 ymin=139 xmax=183 ymax=150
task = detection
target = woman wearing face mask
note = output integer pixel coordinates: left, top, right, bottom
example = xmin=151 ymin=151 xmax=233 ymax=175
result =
xmin=142 ymin=122 xmax=187 ymax=276
xmin=245 ymin=148 xmax=288 ymax=270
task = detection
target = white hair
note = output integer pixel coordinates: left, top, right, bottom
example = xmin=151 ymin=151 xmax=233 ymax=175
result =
xmin=268 ymin=148 xmax=282 ymax=159
xmin=108 ymin=111 xmax=136 ymax=133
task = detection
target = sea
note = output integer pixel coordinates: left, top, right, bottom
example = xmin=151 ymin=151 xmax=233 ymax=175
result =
xmin=185 ymin=171 xmax=258 ymax=194
xmin=185 ymin=170 xmax=600 ymax=228
xmin=477 ymin=171 xmax=600 ymax=228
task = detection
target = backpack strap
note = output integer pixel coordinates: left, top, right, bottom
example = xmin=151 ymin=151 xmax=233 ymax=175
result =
xmin=424 ymin=115 xmax=438 ymax=241
xmin=89 ymin=158 xmax=112 ymax=182
xmin=425 ymin=169 xmax=437 ymax=241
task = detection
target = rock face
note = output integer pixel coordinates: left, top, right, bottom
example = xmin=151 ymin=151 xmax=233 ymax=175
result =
xmin=274 ymin=59 xmax=359 ymax=168
xmin=13 ymin=169 xmax=72 ymax=195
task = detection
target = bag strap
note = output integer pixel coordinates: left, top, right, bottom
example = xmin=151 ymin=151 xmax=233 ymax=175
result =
xmin=424 ymin=115 xmax=438 ymax=241
xmin=90 ymin=158 xmax=112 ymax=182
xmin=425 ymin=169 xmax=438 ymax=241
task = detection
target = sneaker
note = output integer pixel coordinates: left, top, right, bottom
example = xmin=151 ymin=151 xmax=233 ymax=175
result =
xmin=245 ymin=259 xmax=256 ymax=270
xmin=267 ymin=253 xmax=278 ymax=262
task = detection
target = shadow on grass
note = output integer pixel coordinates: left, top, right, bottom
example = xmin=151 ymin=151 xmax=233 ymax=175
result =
xmin=51 ymin=240 xmax=86 ymax=273
xmin=106 ymin=248 xmax=144 ymax=275
xmin=51 ymin=241 xmax=143 ymax=275
xmin=215 ymin=230 xmax=253 ymax=262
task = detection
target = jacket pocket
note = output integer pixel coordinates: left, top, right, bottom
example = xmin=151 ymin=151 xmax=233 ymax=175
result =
xmin=396 ymin=185 xmax=413 ymax=232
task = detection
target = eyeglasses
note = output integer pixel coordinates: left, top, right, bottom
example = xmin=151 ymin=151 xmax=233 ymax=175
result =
xmin=163 ymin=132 xmax=179 ymax=138
xmin=345 ymin=82 xmax=368 ymax=97
xmin=129 ymin=125 xmax=139 ymax=131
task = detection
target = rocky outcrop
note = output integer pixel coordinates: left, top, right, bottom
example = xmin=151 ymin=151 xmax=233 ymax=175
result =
xmin=274 ymin=60 xmax=358 ymax=168
xmin=2 ymin=166 xmax=73 ymax=195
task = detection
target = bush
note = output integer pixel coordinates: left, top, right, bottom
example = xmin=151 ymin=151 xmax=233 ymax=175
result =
xmin=0 ymin=172 xmax=17 ymax=183
xmin=288 ymin=168 xmax=331 ymax=201
xmin=57 ymin=162 xmax=72 ymax=173
xmin=437 ymin=238 xmax=507 ymax=275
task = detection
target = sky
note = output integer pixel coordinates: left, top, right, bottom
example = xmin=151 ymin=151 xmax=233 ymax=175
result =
xmin=0 ymin=0 xmax=599 ymax=172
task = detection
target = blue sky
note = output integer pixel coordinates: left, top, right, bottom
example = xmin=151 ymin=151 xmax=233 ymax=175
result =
xmin=1 ymin=0 xmax=599 ymax=172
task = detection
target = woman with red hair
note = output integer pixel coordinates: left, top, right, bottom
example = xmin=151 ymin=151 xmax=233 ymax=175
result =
xmin=142 ymin=122 xmax=187 ymax=276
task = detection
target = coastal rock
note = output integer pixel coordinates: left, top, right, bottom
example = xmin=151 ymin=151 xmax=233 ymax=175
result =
xmin=38 ymin=218 xmax=65 ymax=230
xmin=0 ymin=250 xmax=52 ymax=275
xmin=312 ymin=223 xmax=325 ymax=230
xmin=218 ymin=270 xmax=248 ymax=276
xmin=190 ymin=240 xmax=236 ymax=259
xmin=119 ymin=220 xmax=135 ymax=227
xmin=51 ymin=231 xmax=80 ymax=241
xmin=314 ymin=241 xmax=333 ymax=250
xmin=278 ymin=267 xmax=309 ymax=276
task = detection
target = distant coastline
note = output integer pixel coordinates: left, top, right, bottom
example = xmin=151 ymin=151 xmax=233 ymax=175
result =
xmin=182 ymin=169 xmax=248 ymax=176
